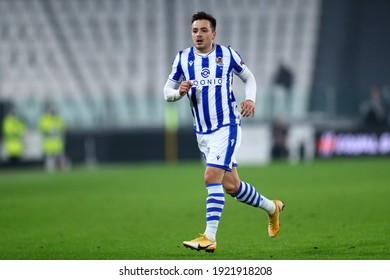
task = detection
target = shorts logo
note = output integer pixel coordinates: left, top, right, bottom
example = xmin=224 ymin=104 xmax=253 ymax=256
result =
xmin=201 ymin=68 xmax=210 ymax=78
xmin=216 ymin=155 xmax=221 ymax=160
xmin=230 ymin=139 xmax=235 ymax=147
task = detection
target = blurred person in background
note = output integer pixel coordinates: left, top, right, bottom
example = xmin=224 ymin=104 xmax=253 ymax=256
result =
xmin=360 ymin=86 xmax=388 ymax=128
xmin=2 ymin=106 xmax=26 ymax=167
xmin=39 ymin=105 xmax=67 ymax=172
xmin=271 ymin=118 xmax=288 ymax=159
xmin=164 ymin=11 xmax=284 ymax=253
xmin=270 ymin=62 xmax=294 ymax=119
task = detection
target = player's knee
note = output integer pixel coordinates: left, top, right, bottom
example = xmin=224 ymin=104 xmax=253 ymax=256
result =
xmin=204 ymin=176 xmax=223 ymax=186
xmin=204 ymin=167 xmax=225 ymax=185
xmin=204 ymin=172 xmax=218 ymax=186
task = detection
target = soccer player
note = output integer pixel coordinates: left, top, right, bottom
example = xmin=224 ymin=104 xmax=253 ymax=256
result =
xmin=163 ymin=11 xmax=284 ymax=253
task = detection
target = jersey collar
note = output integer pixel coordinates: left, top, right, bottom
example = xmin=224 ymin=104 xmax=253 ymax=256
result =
xmin=193 ymin=44 xmax=216 ymax=58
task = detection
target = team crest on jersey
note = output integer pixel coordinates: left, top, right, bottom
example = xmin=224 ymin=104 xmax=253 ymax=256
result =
xmin=216 ymin=57 xmax=223 ymax=66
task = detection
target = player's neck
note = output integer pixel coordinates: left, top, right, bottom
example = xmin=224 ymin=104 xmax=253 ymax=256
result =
xmin=195 ymin=44 xmax=215 ymax=55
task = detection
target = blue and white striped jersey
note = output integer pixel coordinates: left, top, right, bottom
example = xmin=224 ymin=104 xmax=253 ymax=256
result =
xmin=168 ymin=44 xmax=247 ymax=134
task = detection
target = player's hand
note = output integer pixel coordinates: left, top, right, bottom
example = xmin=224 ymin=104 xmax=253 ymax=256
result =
xmin=179 ymin=81 xmax=193 ymax=96
xmin=240 ymin=100 xmax=255 ymax=117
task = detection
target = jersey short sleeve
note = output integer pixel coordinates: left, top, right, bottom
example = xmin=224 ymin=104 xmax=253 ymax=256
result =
xmin=229 ymin=46 xmax=247 ymax=75
xmin=168 ymin=51 xmax=184 ymax=83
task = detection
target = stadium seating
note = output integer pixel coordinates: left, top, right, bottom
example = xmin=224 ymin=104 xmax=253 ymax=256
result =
xmin=0 ymin=0 xmax=320 ymax=128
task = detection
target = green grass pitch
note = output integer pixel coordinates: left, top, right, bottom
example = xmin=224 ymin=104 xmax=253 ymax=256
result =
xmin=0 ymin=158 xmax=389 ymax=260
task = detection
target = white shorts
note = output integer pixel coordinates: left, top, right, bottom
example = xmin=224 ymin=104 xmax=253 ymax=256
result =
xmin=196 ymin=125 xmax=242 ymax=171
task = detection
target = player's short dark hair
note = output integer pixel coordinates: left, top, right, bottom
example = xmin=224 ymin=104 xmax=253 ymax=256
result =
xmin=191 ymin=11 xmax=216 ymax=31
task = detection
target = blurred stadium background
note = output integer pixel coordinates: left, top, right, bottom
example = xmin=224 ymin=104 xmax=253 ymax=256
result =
xmin=0 ymin=0 xmax=390 ymax=167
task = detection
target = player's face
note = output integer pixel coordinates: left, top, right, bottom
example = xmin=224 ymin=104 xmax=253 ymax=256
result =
xmin=191 ymin=20 xmax=216 ymax=54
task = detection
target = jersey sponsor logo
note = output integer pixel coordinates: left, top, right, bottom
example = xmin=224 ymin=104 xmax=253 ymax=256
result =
xmin=201 ymin=68 xmax=210 ymax=78
xmin=192 ymin=78 xmax=223 ymax=87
